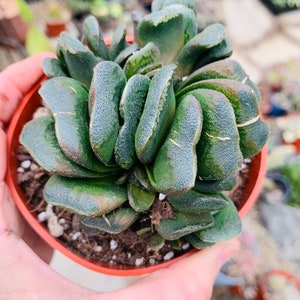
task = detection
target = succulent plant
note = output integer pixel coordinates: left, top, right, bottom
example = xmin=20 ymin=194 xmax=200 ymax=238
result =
xmin=20 ymin=0 xmax=268 ymax=251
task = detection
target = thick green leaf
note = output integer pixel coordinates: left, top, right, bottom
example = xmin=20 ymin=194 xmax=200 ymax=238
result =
xmin=123 ymin=42 xmax=161 ymax=79
xmin=178 ymin=79 xmax=268 ymax=158
xmin=79 ymin=221 xmax=101 ymax=236
xmin=177 ymin=79 xmax=259 ymax=122
xmin=82 ymin=15 xmax=109 ymax=60
xmin=148 ymin=94 xmax=202 ymax=194
xmin=89 ymin=61 xmax=126 ymax=165
xmin=187 ymin=89 xmax=243 ymax=180
xmin=115 ymin=74 xmax=150 ymax=169
xmin=156 ymin=210 xmax=214 ymax=240
xmin=44 ymin=175 xmax=128 ymax=216
xmin=135 ymin=65 xmax=176 ymax=164
xmin=198 ymin=196 xmax=242 ymax=242
xmin=109 ymin=24 xmax=127 ymax=61
xmin=194 ymin=176 xmax=237 ymax=193
xmin=170 ymin=239 xmax=182 ymax=250
xmin=138 ymin=62 xmax=162 ymax=77
xmin=137 ymin=9 xmax=184 ymax=64
xmin=237 ymin=119 xmax=269 ymax=158
xmin=194 ymin=38 xmax=233 ymax=70
xmin=128 ymin=183 xmax=156 ymax=212
xmin=20 ymin=116 xmax=103 ymax=178
xmin=42 ymin=58 xmax=67 ymax=78
xmin=175 ymin=23 xmax=226 ymax=77
xmin=131 ymin=166 xmax=156 ymax=193
xmin=114 ymin=43 xmax=139 ymax=67
xmin=185 ymin=234 xmax=214 ymax=249
xmin=151 ymin=0 xmax=196 ymax=12
xmin=40 ymin=77 xmax=118 ymax=173
xmin=79 ymin=208 xmax=139 ymax=234
xmin=177 ymin=58 xmax=260 ymax=99
xmin=150 ymin=233 xmax=165 ymax=250
xmin=168 ymin=190 xmax=229 ymax=213
xmin=162 ymin=4 xmax=197 ymax=44
xmin=57 ymin=32 xmax=99 ymax=87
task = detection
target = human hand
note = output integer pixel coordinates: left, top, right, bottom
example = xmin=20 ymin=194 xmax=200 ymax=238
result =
xmin=0 ymin=55 xmax=240 ymax=300
xmin=0 ymin=53 xmax=55 ymax=263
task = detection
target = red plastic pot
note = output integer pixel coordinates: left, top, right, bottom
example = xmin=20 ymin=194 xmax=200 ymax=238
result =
xmin=6 ymin=78 xmax=268 ymax=276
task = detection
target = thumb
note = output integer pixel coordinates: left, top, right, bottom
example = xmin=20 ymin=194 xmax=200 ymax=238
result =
xmin=0 ymin=52 xmax=55 ymax=124
xmin=164 ymin=238 xmax=241 ymax=299
xmin=102 ymin=238 xmax=240 ymax=300
xmin=0 ymin=128 xmax=6 ymax=181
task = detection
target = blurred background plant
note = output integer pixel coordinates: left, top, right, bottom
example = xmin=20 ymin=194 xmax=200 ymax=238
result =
xmin=261 ymin=114 xmax=300 ymax=209
xmin=66 ymin=0 xmax=122 ymax=20
xmin=259 ymin=58 xmax=300 ymax=116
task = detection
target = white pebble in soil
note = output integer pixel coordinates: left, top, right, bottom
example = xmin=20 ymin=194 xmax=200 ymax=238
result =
xmin=37 ymin=208 xmax=55 ymax=222
xmin=93 ymin=245 xmax=103 ymax=252
xmin=241 ymin=163 xmax=247 ymax=170
xmin=45 ymin=204 xmax=54 ymax=215
xmin=17 ymin=167 xmax=25 ymax=173
xmin=38 ymin=211 xmax=49 ymax=222
xmin=71 ymin=232 xmax=81 ymax=241
xmin=21 ymin=160 xmax=31 ymax=169
xmin=43 ymin=204 xmax=54 ymax=219
xmin=30 ymin=163 xmax=39 ymax=172
xmin=135 ymin=257 xmax=144 ymax=267
xmin=159 ymin=193 xmax=166 ymax=201
xmin=58 ymin=218 xmax=65 ymax=225
xmin=149 ymin=258 xmax=156 ymax=265
xmin=163 ymin=251 xmax=174 ymax=261
xmin=110 ymin=240 xmax=118 ymax=250
xmin=182 ymin=242 xmax=190 ymax=250
xmin=244 ymin=158 xmax=251 ymax=164
xmin=48 ymin=215 xmax=64 ymax=237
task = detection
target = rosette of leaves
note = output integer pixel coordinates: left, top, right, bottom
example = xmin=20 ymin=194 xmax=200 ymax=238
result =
xmin=20 ymin=0 xmax=269 ymax=251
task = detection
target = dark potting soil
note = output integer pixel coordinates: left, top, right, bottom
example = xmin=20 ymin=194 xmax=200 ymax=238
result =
xmin=16 ymin=145 xmax=251 ymax=268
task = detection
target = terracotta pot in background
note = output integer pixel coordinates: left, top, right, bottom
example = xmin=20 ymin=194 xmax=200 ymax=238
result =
xmin=6 ymin=78 xmax=268 ymax=276
xmin=257 ymin=270 xmax=300 ymax=300
xmin=46 ymin=21 xmax=68 ymax=38
xmin=0 ymin=0 xmax=29 ymax=44
xmin=45 ymin=3 xmax=71 ymax=37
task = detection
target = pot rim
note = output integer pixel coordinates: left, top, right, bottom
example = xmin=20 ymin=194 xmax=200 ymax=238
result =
xmin=6 ymin=78 xmax=268 ymax=277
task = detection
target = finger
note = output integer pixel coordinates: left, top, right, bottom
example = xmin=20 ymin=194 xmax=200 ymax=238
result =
xmin=0 ymin=128 xmax=6 ymax=181
xmin=0 ymin=223 xmax=95 ymax=299
xmin=0 ymin=52 xmax=55 ymax=124
xmin=102 ymin=239 xmax=240 ymax=300
xmin=0 ymin=181 xmax=54 ymax=263
xmin=0 ymin=181 xmax=24 ymax=235
xmin=0 ymin=52 xmax=55 ymax=95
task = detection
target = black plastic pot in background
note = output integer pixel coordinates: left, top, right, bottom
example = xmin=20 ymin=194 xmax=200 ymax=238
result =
xmin=263 ymin=171 xmax=291 ymax=204
xmin=259 ymin=0 xmax=300 ymax=15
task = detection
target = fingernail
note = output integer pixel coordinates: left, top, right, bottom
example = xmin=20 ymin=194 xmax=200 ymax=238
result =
xmin=217 ymin=241 xmax=240 ymax=267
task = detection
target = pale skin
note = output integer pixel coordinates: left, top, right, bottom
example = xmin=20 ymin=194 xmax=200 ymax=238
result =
xmin=0 ymin=54 xmax=240 ymax=300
